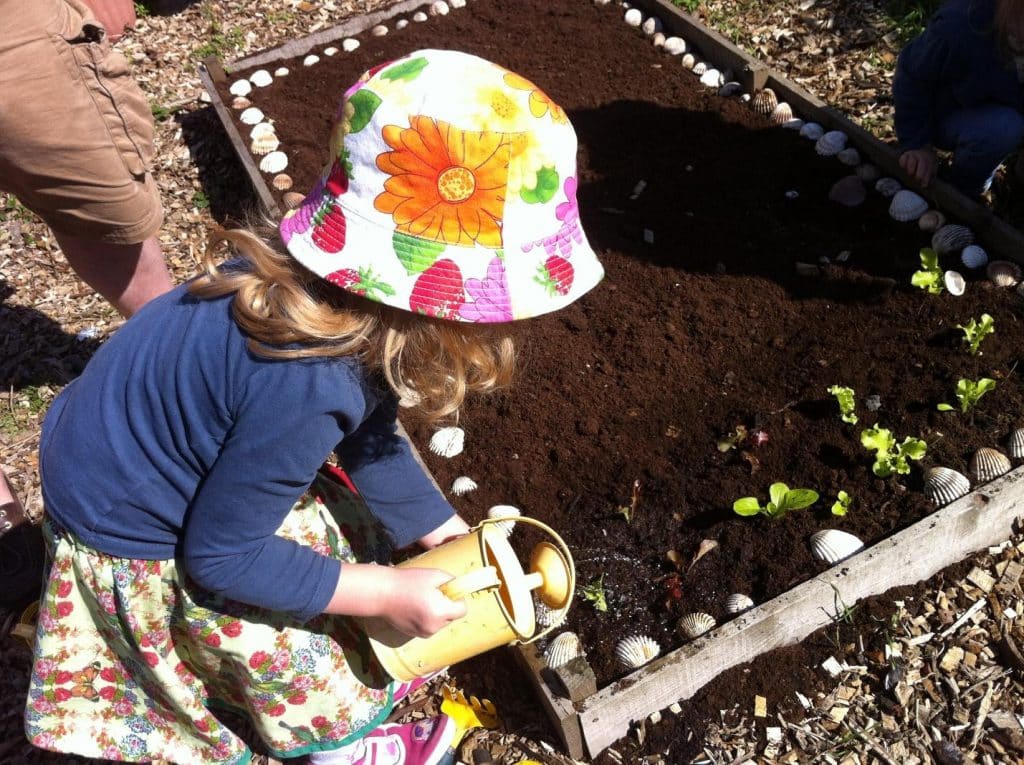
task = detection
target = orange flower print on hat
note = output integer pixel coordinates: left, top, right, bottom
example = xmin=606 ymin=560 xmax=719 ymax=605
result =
xmin=374 ymin=115 xmax=511 ymax=248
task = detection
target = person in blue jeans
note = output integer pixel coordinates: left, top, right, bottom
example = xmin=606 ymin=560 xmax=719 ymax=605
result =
xmin=893 ymin=0 xmax=1024 ymax=198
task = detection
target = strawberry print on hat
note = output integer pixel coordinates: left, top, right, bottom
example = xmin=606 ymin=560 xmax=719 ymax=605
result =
xmin=280 ymin=49 xmax=604 ymax=322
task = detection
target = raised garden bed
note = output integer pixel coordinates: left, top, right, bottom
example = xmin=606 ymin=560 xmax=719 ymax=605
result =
xmin=201 ymin=0 xmax=1024 ymax=757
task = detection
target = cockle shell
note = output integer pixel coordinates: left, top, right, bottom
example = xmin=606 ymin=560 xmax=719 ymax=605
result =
xmin=931 ymin=224 xmax=974 ymax=256
xmin=229 ymin=79 xmax=252 ymax=97
xmin=988 ymin=260 xmax=1022 ymax=287
xmin=888 ymin=189 xmax=929 ymax=222
xmin=724 ymin=593 xmax=754 ymax=614
xmin=770 ymin=102 xmax=793 ymax=125
xmin=615 ymin=635 xmax=661 ymax=669
xmin=450 ymin=0 xmax=466 ymax=8
xmin=450 ymin=476 xmax=478 ymax=495
xmin=240 ymin=107 xmax=265 ymax=125
xmin=781 ymin=118 xmax=805 ymax=130
xmin=960 ymin=244 xmax=988 ymax=270
xmin=624 ymin=8 xmax=643 ymax=26
xmin=855 ymin=163 xmax=880 ymax=182
xmin=828 ymin=176 xmax=866 ymax=207
xmin=874 ymin=177 xmax=902 ymax=197
xmin=428 ymin=426 xmax=465 ymax=458
xmin=324 ymin=46 xmax=339 ymax=56
xmin=275 ymin=67 xmax=290 ymax=77
xmin=250 ymin=132 xmax=280 ymax=155
xmin=815 ymin=130 xmax=848 ymax=157
xmin=678 ymin=612 xmax=716 ymax=639
xmin=258 ymin=151 xmax=288 ymax=174
xmin=272 ymin=174 xmax=293 ymax=191
xmin=429 ymin=0 xmax=449 ymax=16
xmin=751 ymin=88 xmax=777 ymax=117
xmin=970 ymin=447 xmax=1011 ymax=483
xmin=918 ymin=209 xmax=946 ymax=233
xmin=231 ymin=96 xmax=251 ymax=109
xmin=923 ymin=467 xmax=971 ymax=506
xmin=944 ymin=270 xmax=966 ymax=296
xmin=652 ymin=32 xmax=666 ymax=48
xmin=412 ymin=11 xmax=428 ymax=21
xmin=718 ymin=81 xmax=742 ymax=97
xmin=641 ymin=16 xmax=663 ymax=36
xmin=680 ymin=53 xmax=696 ymax=70
xmin=692 ymin=61 xmax=708 ymax=76
xmin=535 ymin=597 xmax=568 ymax=628
xmin=283 ymin=192 xmax=305 ymax=210
xmin=799 ymin=122 xmax=824 ymax=140
xmin=545 ymin=632 xmax=584 ymax=668
xmin=1008 ymin=428 xmax=1024 ymax=459
xmin=699 ymin=68 xmax=723 ymax=88
xmin=395 ymin=18 xmax=409 ymax=29
xmin=809 ymin=529 xmax=864 ymax=564
xmin=836 ymin=147 xmax=861 ymax=166
xmin=487 ymin=504 xmax=520 ymax=535
xmin=663 ymin=36 xmax=686 ymax=55
xmin=342 ymin=38 xmax=360 ymax=52
xmin=303 ymin=54 xmax=320 ymax=66
xmin=371 ymin=24 xmax=389 ymax=35
xmin=250 ymin=122 xmax=276 ymax=141
xmin=249 ymin=69 xmax=273 ymax=87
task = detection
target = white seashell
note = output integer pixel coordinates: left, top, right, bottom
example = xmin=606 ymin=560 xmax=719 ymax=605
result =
xmin=678 ymin=612 xmax=716 ymax=639
xmin=239 ymin=107 xmax=265 ymax=125
xmin=229 ymin=79 xmax=252 ymax=97
xmin=799 ymin=121 xmax=824 ymax=140
xmin=342 ymin=38 xmax=360 ymax=52
xmin=943 ymin=270 xmax=966 ymax=296
xmin=970 ymin=447 xmax=1011 ymax=483
xmin=692 ymin=61 xmax=708 ymax=76
xmin=931 ymin=224 xmax=974 ymax=256
xmin=718 ymin=81 xmax=742 ymax=97
xmin=680 ymin=53 xmax=696 ymax=70
xmin=770 ymin=102 xmax=793 ymax=125
xmin=918 ymin=209 xmax=946 ymax=233
xmin=874 ymin=177 xmax=902 ymax=197
xmin=809 ymin=529 xmax=864 ymax=565
xmin=836 ymin=147 xmax=860 ymax=166
xmin=699 ymin=68 xmax=723 ymax=88
xmin=450 ymin=476 xmax=478 ymax=496
xmin=888 ymin=190 xmax=929 ymax=222
xmin=535 ymin=598 xmax=568 ymax=628
xmin=250 ymin=132 xmax=280 ymax=155
xmin=371 ymin=24 xmax=389 ymax=36
xmin=429 ymin=0 xmax=449 ymax=16
xmin=250 ymin=122 xmax=276 ymax=141
xmin=988 ymin=260 xmax=1022 ymax=287
xmin=1008 ymin=428 xmax=1024 ymax=459
xmin=272 ymin=174 xmax=293 ymax=191
xmin=960 ymin=244 xmax=988 ymax=270
xmin=396 ymin=385 xmax=421 ymax=408
xmin=428 ymin=426 xmax=465 ymax=458
xmin=249 ymin=69 xmax=273 ymax=88
xmin=624 ymin=8 xmax=643 ymax=26
xmin=323 ymin=46 xmax=339 ymax=56
xmin=545 ymin=632 xmax=584 ymax=668
xmin=652 ymin=32 xmax=666 ymax=48
xmin=739 ymin=92 xmax=751 ymax=103
xmin=303 ymin=54 xmax=320 ymax=66
xmin=258 ymin=151 xmax=288 ymax=174
xmin=412 ymin=11 xmax=428 ymax=22
xmin=641 ymin=16 xmax=662 ymax=36
xmin=663 ymin=36 xmax=686 ymax=55
xmin=815 ymin=130 xmax=848 ymax=157
xmin=828 ymin=176 xmax=866 ymax=207
xmin=283 ymin=191 xmax=305 ymax=210
xmin=395 ymin=18 xmax=409 ymax=29
xmin=855 ymin=163 xmax=880 ymax=182
xmin=751 ymin=88 xmax=777 ymax=117
xmin=231 ymin=96 xmax=251 ymax=110
xmin=724 ymin=593 xmax=754 ymax=614
xmin=924 ymin=467 xmax=971 ymax=506
xmin=487 ymin=504 xmax=520 ymax=536
xmin=275 ymin=67 xmax=289 ymax=77
xmin=781 ymin=118 xmax=804 ymax=130
xmin=615 ymin=635 xmax=660 ymax=669
xmin=450 ymin=0 xmax=466 ymax=8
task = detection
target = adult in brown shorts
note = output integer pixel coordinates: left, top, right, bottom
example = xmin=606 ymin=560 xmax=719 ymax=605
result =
xmin=0 ymin=0 xmax=174 ymax=318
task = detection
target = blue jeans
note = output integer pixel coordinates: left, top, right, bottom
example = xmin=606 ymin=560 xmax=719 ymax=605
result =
xmin=935 ymin=104 xmax=1024 ymax=197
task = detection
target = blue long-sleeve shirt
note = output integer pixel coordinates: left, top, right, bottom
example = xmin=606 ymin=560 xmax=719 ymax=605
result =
xmin=40 ymin=282 xmax=454 ymax=622
xmin=893 ymin=0 xmax=1023 ymax=150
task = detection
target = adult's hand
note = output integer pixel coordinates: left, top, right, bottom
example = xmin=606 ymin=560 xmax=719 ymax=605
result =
xmin=899 ymin=147 xmax=938 ymax=188
xmin=82 ymin=0 xmax=137 ymax=43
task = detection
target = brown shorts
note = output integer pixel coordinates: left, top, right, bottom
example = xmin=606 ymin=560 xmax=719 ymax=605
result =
xmin=0 ymin=0 xmax=162 ymax=244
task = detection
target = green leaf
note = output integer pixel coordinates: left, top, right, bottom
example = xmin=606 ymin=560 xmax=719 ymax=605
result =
xmin=861 ymin=426 xmax=895 ymax=455
xmin=580 ymin=576 xmax=608 ymax=612
xmin=978 ymin=378 xmax=997 ymax=394
xmin=784 ymin=489 xmax=819 ymax=510
xmin=768 ymin=483 xmax=789 ymax=509
xmin=520 ymin=166 xmax=560 ymax=204
xmin=919 ymin=248 xmax=939 ymax=271
xmin=937 ymin=403 xmax=954 ymax=411
xmin=381 ymin=56 xmax=429 ymax=82
xmin=346 ymin=89 xmax=382 ymax=134
xmin=898 ymin=437 xmax=927 ymax=461
xmin=392 ymin=232 xmax=445 ymax=274
xmin=831 ymin=490 xmax=851 ymax=517
xmin=732 ymin=497 xmax=762 ymax=517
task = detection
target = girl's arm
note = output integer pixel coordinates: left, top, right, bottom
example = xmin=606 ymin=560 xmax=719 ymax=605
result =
xmin=417 ymin=513 xmax=471 ymax=548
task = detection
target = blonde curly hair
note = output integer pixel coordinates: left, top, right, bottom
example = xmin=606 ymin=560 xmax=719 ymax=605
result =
xmin=189 ymin=226 xmax=517 ymax=423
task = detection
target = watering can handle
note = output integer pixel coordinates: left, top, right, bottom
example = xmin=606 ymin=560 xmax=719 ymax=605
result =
xmin=439 ymin=566 xmax=500 ymax=601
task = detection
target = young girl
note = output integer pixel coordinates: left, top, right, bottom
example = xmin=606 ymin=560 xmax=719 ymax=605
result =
xmin=893 ymin=0 xmax=1024 ymax=198
xmin=24 ymin=48 xmax=603 ymax=764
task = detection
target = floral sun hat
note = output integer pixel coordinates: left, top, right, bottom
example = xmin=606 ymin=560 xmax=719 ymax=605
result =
xmin=280 ymin=48 xmax=604 ymax=322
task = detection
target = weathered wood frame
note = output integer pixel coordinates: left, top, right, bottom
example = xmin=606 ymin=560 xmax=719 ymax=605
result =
xmin=198 ymin=0 xmax=1024 ymax=759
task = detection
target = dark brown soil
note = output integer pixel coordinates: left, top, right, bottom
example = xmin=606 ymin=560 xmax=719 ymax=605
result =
xmin=220 ymin=0 xmax=1024 ymax=736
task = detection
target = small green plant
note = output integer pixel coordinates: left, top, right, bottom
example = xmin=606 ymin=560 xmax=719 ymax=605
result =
xmin=671 ymin=0 xmax=701 ymax=12
xmin=827 ymin=385 xmax=858 ymax=424
xmin=134 ymin=1 xmax=151 ymax=18
xmin=860 ymin=426 xmax=927 ymax=477
xmin=831 ymin=490 xmax=852 ymax=517
xmin=579 ymin=575 xmax=608 ymax=612
xmin=957 ymin=314 xmax=995 ymax=356
xmin=938 ymin=377 xmax=996 ymax=414
xmin=910 ymin=248 xmax=944 ymax=294
xmin=192 ymin=190 xmax=210 ymax=210
xmin=733 ymin=482 xmax=819 ymax=520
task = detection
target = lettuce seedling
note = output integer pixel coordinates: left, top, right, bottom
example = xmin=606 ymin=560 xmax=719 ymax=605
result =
xmin=831 ymin=490 xmax=852 ymax=516
xmin=733 ymin=482 xmax=819 ymax=520
xmin=957 ymin=314 xmax=995 ymax=356
xmin=938 ymin=377 xmax=996 ymax=414
xmin=860 ymin=426 xmax=927 ymax=478
xmin=827 ymin=385 xmax=858 ymax=424
xmin=910 ymin=248 xmax=944 ymax=295
xmin=580 ymin=575 xmax=608 ymax=612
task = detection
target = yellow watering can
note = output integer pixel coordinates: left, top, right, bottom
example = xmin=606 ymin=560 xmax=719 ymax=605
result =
xmin=364 ymin=516 xmax=574 ymax=682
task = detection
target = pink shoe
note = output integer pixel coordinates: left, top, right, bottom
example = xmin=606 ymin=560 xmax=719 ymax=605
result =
xmin=329 ymin=714 xmax=456 ymax=765
xmin=392 ymin=669 xmax=447 ymax=704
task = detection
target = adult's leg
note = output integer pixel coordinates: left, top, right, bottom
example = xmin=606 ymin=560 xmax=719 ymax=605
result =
xmin=56 ymin=232 xmax=172 ymax=317
xmin=935 ymin=104 xmax=1024 ymax=197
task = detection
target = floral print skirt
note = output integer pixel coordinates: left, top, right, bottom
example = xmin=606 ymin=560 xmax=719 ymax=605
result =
xmin=24 ymin=468 xmax=398 ymax=764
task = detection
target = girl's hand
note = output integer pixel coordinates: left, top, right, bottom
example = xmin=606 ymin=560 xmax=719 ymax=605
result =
xmin=899 ymin=147 xmax=938 ymax=187
xmin=380 ymin=567 xmax=468 ymax=638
